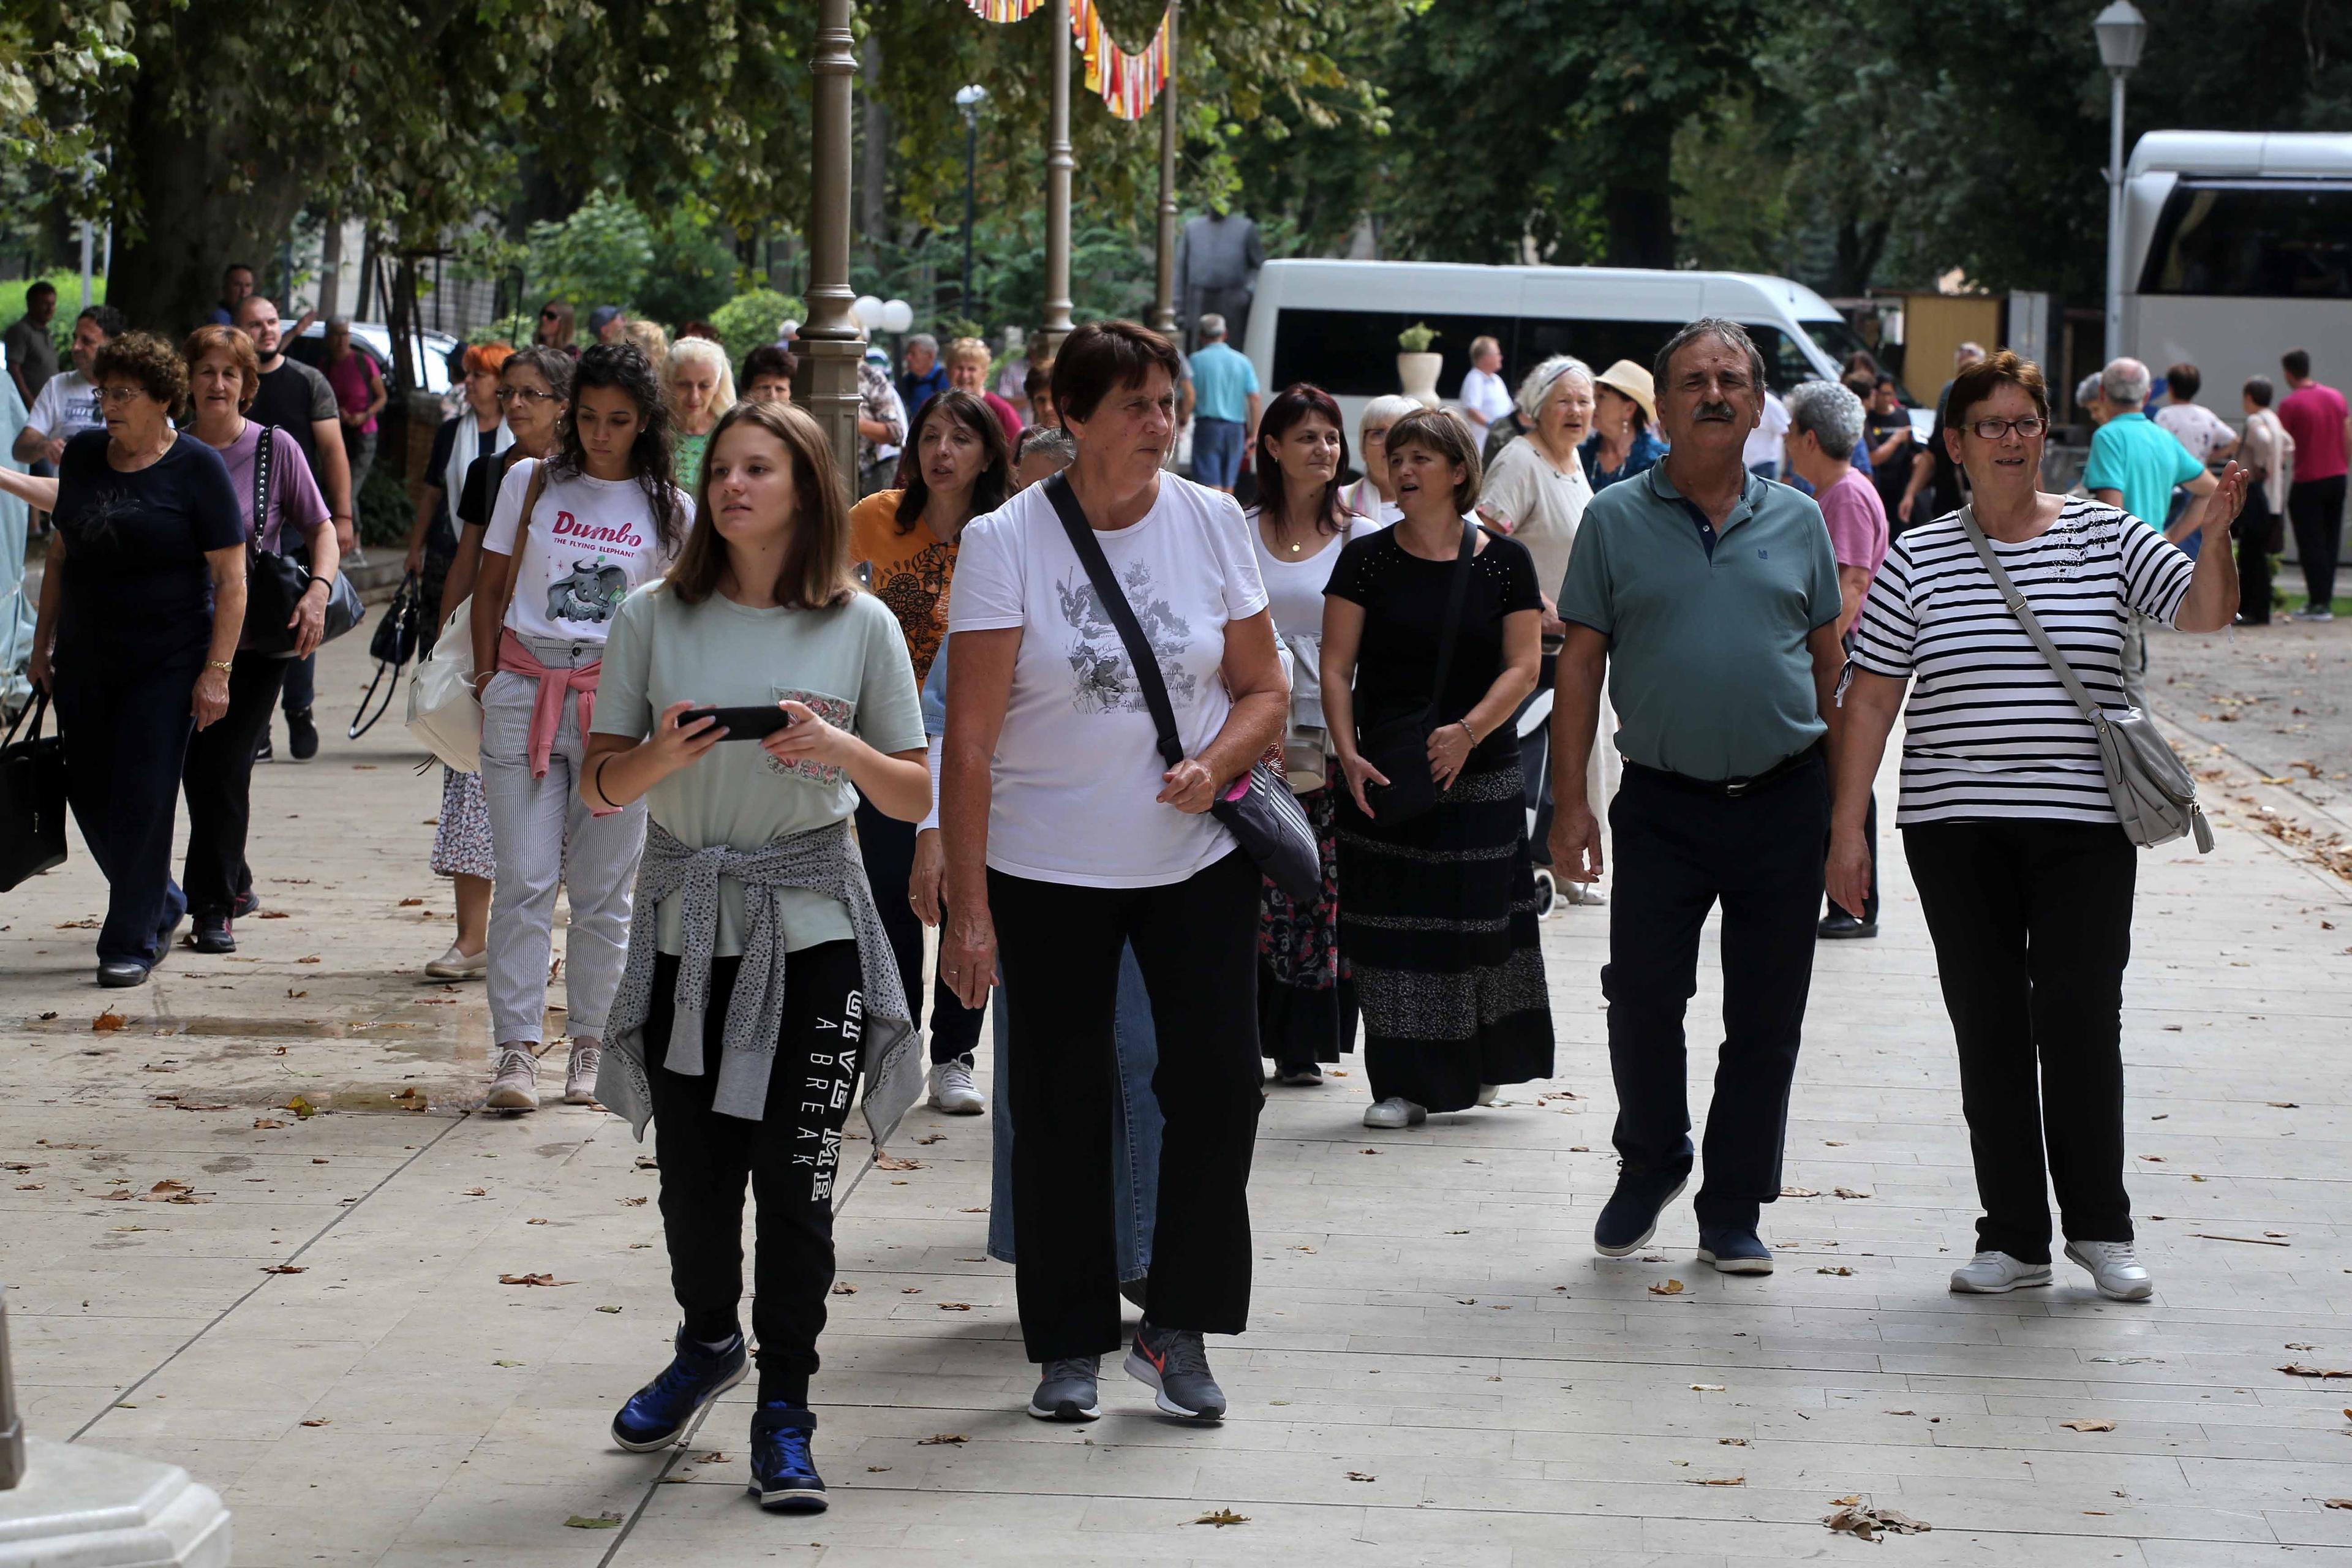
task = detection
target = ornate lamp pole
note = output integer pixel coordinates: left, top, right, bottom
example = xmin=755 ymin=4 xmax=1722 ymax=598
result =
xmin=2094 ymin=1 xmax=2147 ymax=360
xmin=1041 ymin=0 xmax=1075 ymax=358
xmin=801 ymin=0 xmax=864 ymax=502
xmin=1151 ymin=1 xmax=1180 ymax=336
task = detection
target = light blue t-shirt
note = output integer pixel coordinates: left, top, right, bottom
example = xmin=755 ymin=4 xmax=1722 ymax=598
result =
xmin=2082 ymin=411 xmax=2201 ymax=531
xmin=1189 ymin=341 xmax=1260 ymax=424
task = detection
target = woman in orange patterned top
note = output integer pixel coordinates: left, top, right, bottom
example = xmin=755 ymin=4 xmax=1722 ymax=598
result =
xmin=848 ymin=386 xmax=1012 ymax=1113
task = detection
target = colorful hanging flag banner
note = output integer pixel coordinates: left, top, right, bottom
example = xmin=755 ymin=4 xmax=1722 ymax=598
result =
xmin=959 ymin=0 xmax=1172 ymax=121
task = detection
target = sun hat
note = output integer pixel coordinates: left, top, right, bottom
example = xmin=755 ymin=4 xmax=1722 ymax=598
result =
xmin=1594 ymin=359 xmax=1657 ymax=428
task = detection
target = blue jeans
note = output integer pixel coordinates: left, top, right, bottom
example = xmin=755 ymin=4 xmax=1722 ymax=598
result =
xmin=1192 ymin=417 xmax=1246 ymax=489
xmin=987 ymin=942 xmax=1161 ymax=1282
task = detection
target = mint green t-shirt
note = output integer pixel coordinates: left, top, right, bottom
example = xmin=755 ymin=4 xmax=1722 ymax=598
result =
xmin=592 ymin=580 xmax=926 ymax=957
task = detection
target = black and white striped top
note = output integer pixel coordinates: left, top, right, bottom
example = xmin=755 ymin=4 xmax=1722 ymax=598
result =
xmin=1850 ymin=498 xmax=2195 ymax=826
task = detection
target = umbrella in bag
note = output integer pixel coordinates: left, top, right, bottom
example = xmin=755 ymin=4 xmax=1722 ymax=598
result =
xmin=350 ymin=572 xmax=424 ymax=741
xmin=0 ymin=690 xmax=67 ymax=892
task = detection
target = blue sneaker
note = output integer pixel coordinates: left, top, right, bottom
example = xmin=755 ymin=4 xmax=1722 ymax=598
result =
xmin=1696 ymin=1225 xmax=1774 ymax=1275
xmin=610 ymin=1327 xmax=747 ymax=1452
xmin=749 ymin=1404 xmax=827 ymax=1513
xmin=1594 ymin=1167 xmax=1688 ymax=1257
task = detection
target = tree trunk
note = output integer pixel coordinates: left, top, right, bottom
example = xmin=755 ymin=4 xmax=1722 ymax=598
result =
xmin=317 ymin=214 xmax=344 ymax=322
xmin=105 ymin=85 xmax=306 ymax=334
xmin=1601 ymin=117 xmax=1676 ymax=270
xmin=1831 ymin=216 xmax=1890 ymax=298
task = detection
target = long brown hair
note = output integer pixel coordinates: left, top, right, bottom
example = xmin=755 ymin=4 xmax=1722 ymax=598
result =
xmin=1253 ymin=382 xmax=1352 ymax=535
xmin=666 ymin=400 xmax=856 ymax=611
xmin=892 ymin=388 xmax=1011 ymax=532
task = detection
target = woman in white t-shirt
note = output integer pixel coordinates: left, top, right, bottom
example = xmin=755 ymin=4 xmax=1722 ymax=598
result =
xmin=584 ymin=399 xmax=927 ymax=1513
xmin=1246 ymin=383 xmax=1378 ymax=1088
xmin=938 ymin=321 xmax=1286 ymax=1427
xmin=1834 ymin=350 xmax=2245 ymax=1306
xmin=1336 ymin=393 xmax=1415 ymax=526
xmin=468 ymin=343 xmax=689 ymax=1113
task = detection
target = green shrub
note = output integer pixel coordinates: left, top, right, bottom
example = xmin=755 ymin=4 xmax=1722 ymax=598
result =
xmin=709 ymin=289 xmax=804 ymax=371
xmin=357 ymin=461 xmax=412 ymax=550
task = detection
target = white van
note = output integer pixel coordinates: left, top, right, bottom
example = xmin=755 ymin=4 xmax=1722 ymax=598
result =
xmin=1238 ymin=260 xmax=1871 ymax=439
xmin=2122 ymin=130 xmax=2352 ymax=412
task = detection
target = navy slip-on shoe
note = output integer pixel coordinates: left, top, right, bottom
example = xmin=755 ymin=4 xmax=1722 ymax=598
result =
xmin=1594 ymin=1168 xmax=1688 ymax=1257
xmin=1696 ymin=1225 xmax=1774 ymax=1275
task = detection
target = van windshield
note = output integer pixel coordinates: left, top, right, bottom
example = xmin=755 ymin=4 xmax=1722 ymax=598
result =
xmin=2139 ymin=181 xmax=2352 ymax=298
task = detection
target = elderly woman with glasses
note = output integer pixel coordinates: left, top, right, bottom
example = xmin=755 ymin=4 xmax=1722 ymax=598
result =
xmin=1834 ymin=350 xmax=2245 ymax=1305
xmin=1337 ymin=394 xmax=1416 ymax=526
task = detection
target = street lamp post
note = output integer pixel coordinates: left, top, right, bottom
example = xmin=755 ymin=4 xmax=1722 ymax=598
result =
xmin=801 ymin=0 xmax=864 ymax=503
xmin=1152 ymin=1 xmax=1180 ymax=336
xmin=1041 ymin=0 xmax=1075 ymax=358
xmin=956 ymin=85 xmax=987 ymax=327
xmin=2095 ymin=1 xmax=2147 ymax=363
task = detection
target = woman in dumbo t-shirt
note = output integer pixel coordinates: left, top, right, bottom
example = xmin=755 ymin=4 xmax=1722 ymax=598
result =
xmin=469 ymin=342 xmax=688 ymax=1114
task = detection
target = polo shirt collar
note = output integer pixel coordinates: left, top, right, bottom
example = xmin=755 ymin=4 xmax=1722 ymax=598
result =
xmin=1644 ymin=457 xmax=1768 ymax=538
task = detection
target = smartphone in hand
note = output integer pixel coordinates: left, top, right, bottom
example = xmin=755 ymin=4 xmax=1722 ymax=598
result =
xmin=680 ymin=704 xmax=794 ymax=741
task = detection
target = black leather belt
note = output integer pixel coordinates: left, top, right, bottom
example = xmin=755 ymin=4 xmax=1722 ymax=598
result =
xmin=1623 ymin=742 xmax=1822 ymax=799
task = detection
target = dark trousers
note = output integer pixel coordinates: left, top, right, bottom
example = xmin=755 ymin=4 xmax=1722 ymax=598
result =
xmin=2290 ymin=474 xmax=2346 ymax=612
xmin=53 ymin=662 xmax=196 ymax=965
xmin=990 ymin=850 xmax=1265 ymax=1360
xmin=181 ymin=651 xmax=289 ymax=920
xmin=1905 ymin=820 xmax=2136 ymax=1262
xmin=1604 ymin=750 xmax=1829 ymax=1230
xmin=854 ymin=796 xmax=984 ymax=1064
xmin=281 ymin=651 xmax=314 ymax=718
xmin=1521 ymin=648 xmax=1557 ymax=867
xmin=1825 ymin=788 xmax=1880 ymax=924
xmin=2237 ymin=487 xmax=2278 ymax=624
xmin=647 ymin=943 xmax=864 ymax=1406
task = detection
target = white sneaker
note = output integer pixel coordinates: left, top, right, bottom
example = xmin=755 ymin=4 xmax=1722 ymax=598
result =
xmin=1564 ymin=880 xmax=1607 ymax=906
xmin=486 ymin=1046 xmax=541 ymax=1112
xmin=928 ymin=1057 xmax=985 ymax=1115
xmin=2065 ymin=1239 xmax=2154 ymax=1301
xmin=564 ymin=1041 xmax=601 ymax=1106
xmin=1362 ymin=1097 xmax=1427 ymax=1129
xmin=1474 ymin=1084 xmax=1502 ymax=1106
xmin=424 ymin=942 xmax=488 ymax=980
xmin=1948 ymin=1250 xmax=2052 ymax=1294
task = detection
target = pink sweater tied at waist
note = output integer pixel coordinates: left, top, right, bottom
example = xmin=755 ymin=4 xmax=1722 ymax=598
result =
xmin=497 ymin=628 xmax=603 ymax=787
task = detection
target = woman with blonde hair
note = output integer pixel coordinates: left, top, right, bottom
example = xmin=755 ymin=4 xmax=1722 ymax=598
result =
xmin=589 ymin=397 xmax=926 ymax=1512
xmin=666 ymin=334 xmax=736 ymax=490
xmin=943 ymin=336 xmax=1025 ymax=443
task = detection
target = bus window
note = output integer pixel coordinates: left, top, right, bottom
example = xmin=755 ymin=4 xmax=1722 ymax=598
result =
xmin=2139 ymin=182 xmax=2352 ymax=298
xmin=1268 ymin=309 xmax=1516 ymax=399
xmin=1512 ymin=320 xmax=1675 ymax=386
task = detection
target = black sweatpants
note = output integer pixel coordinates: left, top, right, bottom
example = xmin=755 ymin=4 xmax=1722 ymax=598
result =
xmin=2289 ymin=474 xmax=2346 ymax=612
xmin=1904 ymin=819 xmax=2136 ymax=1264
xmin=2237 ymin=486 xmax=2278 ymax=624
xmin=647 ymin=943 xmax=865 ymax=1406
xmin=53 ymin=662 xmax=197 ymax=965
xmin=181 ymin=650 xmax=290 ymax=921
xmin=989 ymin=849 xmax=1265 ymax=1362
xmin=1603 ymin=750 xmax=1829 ymax=1231
xmin=854 ymin=795 xmax=984 ymax=1064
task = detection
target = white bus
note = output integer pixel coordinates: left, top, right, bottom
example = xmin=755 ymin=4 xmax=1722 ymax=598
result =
xmin=1239 ymin=260 xmax=1871 ymax=439
xmin=2124 ymin=130 xmax=2352 ymax=407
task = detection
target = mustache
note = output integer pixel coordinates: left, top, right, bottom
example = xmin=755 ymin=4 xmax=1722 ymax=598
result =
xmin=1694 ymin=402 xmax=1736 ymax=422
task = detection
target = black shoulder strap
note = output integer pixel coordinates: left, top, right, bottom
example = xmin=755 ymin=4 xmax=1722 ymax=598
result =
xmin=1041 ymin=472 xmax=1187 ymax=768
xmin=1421 ymin=519 xmax=1479 ymax=722
xmin=249 ymin=422 xmax=275 ymax=556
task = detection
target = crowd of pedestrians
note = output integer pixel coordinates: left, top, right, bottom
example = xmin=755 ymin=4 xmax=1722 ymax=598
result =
xmin=4 ymin=271 xmax=2312 ymax=1519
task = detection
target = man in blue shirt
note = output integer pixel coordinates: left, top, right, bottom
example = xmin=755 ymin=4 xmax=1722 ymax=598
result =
xmin=1185 ymin=313 xmax=1260 ymax=493
xmin=896 ymin=333 xmax=948 ymax=420
xmin=2082 ymin=356 xmax=2217 ymax=706
xmin=1550 ymin=318 xmax=1847 ymax=1279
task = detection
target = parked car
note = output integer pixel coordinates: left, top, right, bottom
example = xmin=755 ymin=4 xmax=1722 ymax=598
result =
xmin=285 ymin=318 xmax=460 ymax=398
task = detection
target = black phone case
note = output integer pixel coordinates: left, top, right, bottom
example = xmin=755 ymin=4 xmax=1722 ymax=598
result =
xmin=682 ymin=705 xmax=793 ymax=741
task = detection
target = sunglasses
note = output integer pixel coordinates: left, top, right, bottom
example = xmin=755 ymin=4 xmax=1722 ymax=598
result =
xmin=540 ymin=309 xmax=561 ymax=321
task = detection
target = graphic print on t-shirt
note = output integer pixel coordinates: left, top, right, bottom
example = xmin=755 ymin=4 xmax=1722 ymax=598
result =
xmin=762 ymin=689 xmax=857 ymax=786
xmin=545 ymin=557 xmax=631 ymax=623
xmin=872 ymin=539 xmax=954 ymax=679
xmin=1058 ymin=557 xmax=1198 ymax=714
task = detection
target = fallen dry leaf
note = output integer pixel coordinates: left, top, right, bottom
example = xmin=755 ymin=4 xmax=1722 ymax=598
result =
xmin=91 ymin=1011 xmax=127 ymax=1031
xmin=596 ymin=1305 xmax=622 ymax=1314
xmin=619 ymin=1195 xmax=646 ymax=1206
xmin=1188 ymin=1510 xmax=1250 ymax=1528
xmin=1817 ymin=1266 xmax=1855 ymax=1276
xmin=1719 ymin=1438 xmax=1749 ymax=1446
xmin=1824 ymin=1501 xmax=1931 ymax=1541
xmin=2060 ymin=1419 xmax=2116 ymax=1433
xmin=462 ymin=1187 xmax=487 ymax=1197
xmin=1780 ymin=1185 xmax=1821 ymax=1198
xmin=564 ymin=1514 xmax=623 ymax=1530
xmin=831 ymin=1282 xmax=857 ymax=1295
xmin=1649 ymin=1280 xmax=1686 ymax=1296
xmin=937 ymin=1302 xmax=973 ymax=1311
xmin=866 ymin=1465 xmax=892 ymax=1473
xmin=1691 ymin=1476 xmax=1745 ymax=1486
xmin=300 ymin=1418 xmax=329 ymax=1427
xmin=915 ymin=1433 xmax=967 ymax=1446
xmin=285 ymin=1095 xmax=317 ymax=1119
xmin=1345 ymin=1471 xmax=1376 ymax=1482
xmin=1691 ymin=1382 xmax=1727 ymax=1392
xmin=260 ymin=1265 xmax=307 ymax=1275
xmin=398 ymin=898 xmax=424 ymax=907
xmin=253 ymin=1118 xmax=286 ymax=1130
xmin=873 ymin=1154 xmax=924 ymax=1170
xmin=2282 ymin=1365 xmax=2352 ymax=1379
xmin=1832 ymin=1186 xmax=1872 ymax=1199
xmin=914 ymin=1133 xmax=944 ymax=1145
xmin=296 ymin=956 xmax=321 ymax=965
xmin=257 ymin=910 xmax=289 ymax=919
xmin=526 ymin=1218 xmax=548 ymax=1225
xmin=498 ymin=1273 xmax=572 ymax=1287
xmin=2325 ymin=1499 xmax=2352 ymax=1510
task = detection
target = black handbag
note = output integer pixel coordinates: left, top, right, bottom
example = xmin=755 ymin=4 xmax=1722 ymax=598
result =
xmin=0 ymin=692 xmax=68 ymax=892
xmin=350 ymin=570 xmax=424 ymax=741
xmin=1040 ymin=473 xmax=1321 ymax=903
xmin=1353 ymin=518 xmax=1479 ymax=826
xmin=241 ymin=425 xmax=366 ymax=657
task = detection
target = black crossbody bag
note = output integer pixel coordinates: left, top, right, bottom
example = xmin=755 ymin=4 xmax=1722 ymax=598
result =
xmin=1040 ymin=472 xmax=1320 ymax=902
xmin=242 ymin=425 xmax=364 ymax=657
xmin=1353 ymin=519 xmax=1478 ymax=826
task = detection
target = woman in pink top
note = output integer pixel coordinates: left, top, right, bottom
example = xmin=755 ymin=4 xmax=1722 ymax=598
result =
xmin=323 ymin=318 xmax=387 ymax=489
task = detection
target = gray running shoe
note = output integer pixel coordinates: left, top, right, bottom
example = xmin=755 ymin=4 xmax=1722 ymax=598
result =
xmin=1027 ymin=1355 xmax=1102 ymax=1422
xmin=1125 ymin=1321 xmax=1226 ymax=1422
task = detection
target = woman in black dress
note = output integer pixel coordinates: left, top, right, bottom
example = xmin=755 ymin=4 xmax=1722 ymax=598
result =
xmin=1321 ymin=407 xmax=1553 ymax=1131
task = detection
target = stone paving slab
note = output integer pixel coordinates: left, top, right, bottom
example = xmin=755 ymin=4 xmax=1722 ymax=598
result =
xmin=6 ymin=633 xmax=2352 ymax=1564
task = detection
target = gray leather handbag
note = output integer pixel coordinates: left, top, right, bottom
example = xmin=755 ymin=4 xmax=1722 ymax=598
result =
xmin=1958 ymin=506 xmax=2213 ymax=853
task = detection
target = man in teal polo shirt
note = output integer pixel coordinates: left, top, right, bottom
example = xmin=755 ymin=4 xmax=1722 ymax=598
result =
xmin=2083 ymin=356 xmax=2218 ymax=706
xmin=1548 ymin=318 xmax=1847 ymax=1277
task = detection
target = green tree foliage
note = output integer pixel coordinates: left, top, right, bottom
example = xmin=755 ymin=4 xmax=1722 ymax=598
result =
xmin=708 ymin=287 xmax=805 ymax=368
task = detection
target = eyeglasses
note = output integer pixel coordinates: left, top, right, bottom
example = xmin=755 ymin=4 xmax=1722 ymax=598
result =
xmin=96 ymin=385 xmax=145 ymax=405
xmin=1969 ymin=416 xmax=2048 ymax=440
xmin=496 ymin=388 xmax=557 ymax=405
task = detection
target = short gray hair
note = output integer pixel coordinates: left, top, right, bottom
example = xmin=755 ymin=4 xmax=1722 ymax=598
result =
xmin=1653 ymin=317 xmax=1768 ymax=404
xmin=1357 ymin=393 xmax=1420 ymax=447
xmin=1197 ymin=312 xmax=1227 ymax=341
xmin=907 ymin=332 xmax=938 ymax=356
xmin=2100 ymin=356 xmax=2150 ymax=408
xmin=1015 ymin=423 xmax=1076 ymax=468
xmin=1786 ymin=379 xmax=1865 ymax=458
xmin=1515 ymin=355 xmax=1593 ymax=424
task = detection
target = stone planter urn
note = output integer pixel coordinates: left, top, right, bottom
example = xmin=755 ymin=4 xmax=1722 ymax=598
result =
xmin=1397 ymin=352 xmax=1443 ymax=409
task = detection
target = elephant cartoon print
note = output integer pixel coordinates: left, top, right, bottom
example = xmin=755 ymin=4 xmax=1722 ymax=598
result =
xmin=547 ymin=559 xmax=633 ymax=624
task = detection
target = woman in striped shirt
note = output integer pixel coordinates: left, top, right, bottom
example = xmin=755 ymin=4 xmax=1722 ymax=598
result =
xmin=1830 ymin=349 xmax=2245 ymax=1305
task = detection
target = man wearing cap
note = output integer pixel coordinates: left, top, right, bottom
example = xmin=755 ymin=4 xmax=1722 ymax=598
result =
xmin=587 ymin=306 xmax=625 ymax=345
xmin=1580 ymin=360 xmax=1666 ymax=490
xmin=1548 ymin=317 xmax=1845 ymax=1278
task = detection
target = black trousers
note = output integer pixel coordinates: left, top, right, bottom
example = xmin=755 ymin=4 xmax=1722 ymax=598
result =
xmin=647 ymin=943 xmax=864 ymax=1407
xmin=181 ymin=650 xmax=290 ymax=921
xmin=854 ymin=795 xmax=984 ymax=1064
xmin=1604 ymin=750 xmax=1828 ymax=1230
xmin=52 ymin=660 xmax=196 ymax=965
xmin=1905 ymin=819 xmax=2136 ymax=1263
xmin=990 ymin=849 xmax=1265 ymax=1360
xmin=2289 ymin=474 xmax=2346 ymax=612
xmin=2237 ymin=486 xmax=2278 ymax=624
